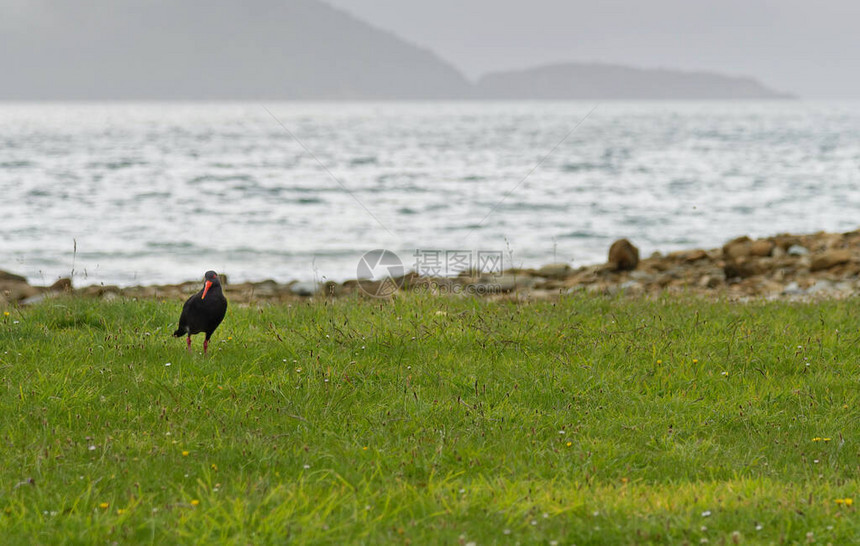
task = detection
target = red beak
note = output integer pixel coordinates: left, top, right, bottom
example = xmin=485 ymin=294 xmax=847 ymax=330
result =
xmin=201 ymin=280 xmax=213 ymax=300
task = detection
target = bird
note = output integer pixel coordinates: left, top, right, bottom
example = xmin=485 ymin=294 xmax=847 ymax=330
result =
xmin=173 ymin=270 xmax=228 ymax=355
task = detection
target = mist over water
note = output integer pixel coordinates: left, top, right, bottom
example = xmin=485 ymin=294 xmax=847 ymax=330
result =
xmin=2 ymin=101 xmax=859 ymax=287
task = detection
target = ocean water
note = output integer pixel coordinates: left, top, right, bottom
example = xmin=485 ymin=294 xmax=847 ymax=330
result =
xmin=2 ymin=101 xmax=859 ymax=287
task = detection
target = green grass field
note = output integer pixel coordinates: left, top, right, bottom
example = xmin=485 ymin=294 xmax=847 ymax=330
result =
xmin=0 ymin=294 xmax=858 ymax=544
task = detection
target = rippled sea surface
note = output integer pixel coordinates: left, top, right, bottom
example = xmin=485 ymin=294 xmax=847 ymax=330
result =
xmin=2 ymin=101 xmax=859 ymax=286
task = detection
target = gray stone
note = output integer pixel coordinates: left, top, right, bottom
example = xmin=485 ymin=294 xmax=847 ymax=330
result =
xmin=782 ymin=282 xmax=805 ymax=296
xmin=619 ymin=280 xmax=643 ymax=294
xmin=807 ymin=280 xmax=835 ymax=294
xmin=20 ymin=293 xmax=49 ymax=306
xmin=252 ymin=280 xmax=279 ymax=297
xmin=629 ymin=270 xmax=651 ymax=281
xmin=289 ymin=281 xmax=320 ymax=296
xmin=536 ymin=263 xmax=572 ymax=279
xmin=470 ymin=275 xmax=518 ymax=294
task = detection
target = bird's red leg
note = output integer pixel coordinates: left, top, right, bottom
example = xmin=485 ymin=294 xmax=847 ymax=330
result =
xmin=203 ymin=339 xmax=209 ymax=356
xmin=186 ymin=335 xmax=192 ymax=352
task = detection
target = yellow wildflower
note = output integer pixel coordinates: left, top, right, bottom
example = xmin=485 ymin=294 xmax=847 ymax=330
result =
xmin=99 ymin=502 xmax=109 ymax=509
xmin=191 ymin=500 xmax=200 ymax=507
xmin=182 ymin=451 xmax=189 ymax=456
xmin=116 ymin=509 xmax=126 ymax=515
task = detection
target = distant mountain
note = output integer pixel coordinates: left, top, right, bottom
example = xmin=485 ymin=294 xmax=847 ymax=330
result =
xmin=477 ymin=63 xmax=794 ymax=100
xmin=0 ymin=2 xmax=793 ymax=100
xmin=0 ymin=0 xmax=472 ymax=99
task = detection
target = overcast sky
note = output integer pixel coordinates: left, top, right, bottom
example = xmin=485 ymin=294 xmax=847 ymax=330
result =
xmin=325 ymin=0 xmax=860 ymax=98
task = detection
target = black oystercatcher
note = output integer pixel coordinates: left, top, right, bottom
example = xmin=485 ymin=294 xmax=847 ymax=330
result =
xmin=173 ymin=270 xmax=228 ymax=355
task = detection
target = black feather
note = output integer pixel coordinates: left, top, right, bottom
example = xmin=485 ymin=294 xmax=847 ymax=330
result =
xmin=173 ymin=270 xmax=228 ymax=342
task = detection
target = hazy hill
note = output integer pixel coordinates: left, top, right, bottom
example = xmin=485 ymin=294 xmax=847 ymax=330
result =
xmin=477 ymin=63 xmax=793 ymax=100
xmin=0 ymin=2 xmax=793 ymax=100
xmin=0 ymin=0 xmax=472 ymax=99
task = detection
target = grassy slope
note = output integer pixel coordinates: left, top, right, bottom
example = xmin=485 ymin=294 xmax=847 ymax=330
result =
xmin=0 ymin=295 xmax=858 ymax=544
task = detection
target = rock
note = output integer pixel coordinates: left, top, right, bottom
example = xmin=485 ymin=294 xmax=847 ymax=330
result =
xmin=536 ymin=263 xmax=572 ymax=279
xmin=251 ymin=280 xmax=279 ymax=297
xmin=511 ymin=275 xmax=540 ymax=289
xmin=79 ymin=285 xmax=120 ymax=298
xmin=393 ymin=272 xmax=421 ymax=290
xmin=180 ymin=283 xmax=199 ymax=295
xmin=527 ymin=289 xmax=557 ymax=301
xmin=289 ymin=281 xmax=320 ymax=297
xmin=782 ymin=282 xmax=805 ymax=296
xmin=0 ymin=280 xmax=39 ymax=302
xmin=470 ymin=275 xmax=518 ymax=294
xmin=50 ymin=278 xmax=72 ymax=292
xmin=723 ymin=236 xmax=753 ymax=259
xmin=537 ymin=279 xmax=566 ymax=291
xmin=8 ymin=228 xmax=860 ymax=303
xmin=823 ymin=233 xmax=845 ymax=249
xmin=20 ymin=293 xmax=50 ymax=306
xmin=608 ymin=239 xmax=639 ymax=271
xmin=629 ymin=270 xmax=652 ymax=281
xmin=810 ymin=250 xmax=851 ymax=272
xmin=757 ymin=279 xmax=787 ymax=295
xmin=807 ymin=279 xmax=836 ymax=295
xmin=321 ymin=281 xmax=341 ymax=297
xmin=648 ymin=260 xmax=670 ymax=272
xmin=749 ymin=240 xmax=775 ymax=257
xmin=0 ymin=271 xmax=28 ymax=283
xmin=619 ymin=280 xmax=643 ymax=294
xmin=724 ymin=258 xmax=768 ymax=279
xmin=684 ymin=249 xmax=708 ymax=262
xmin=698 ymin=275 xmax=723 ymax=289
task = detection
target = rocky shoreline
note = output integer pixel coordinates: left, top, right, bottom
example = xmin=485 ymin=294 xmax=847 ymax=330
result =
xmin=4 ymin=230 xmax=860 ymax=306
